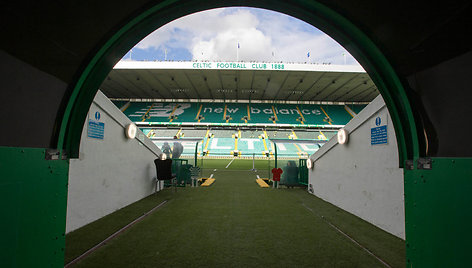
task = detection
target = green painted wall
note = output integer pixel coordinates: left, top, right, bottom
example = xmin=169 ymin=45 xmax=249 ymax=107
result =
xmin=405 ymin=158 xmax=472 ymax=267
xmin=0 ymin=147 xmax=68 ymax=267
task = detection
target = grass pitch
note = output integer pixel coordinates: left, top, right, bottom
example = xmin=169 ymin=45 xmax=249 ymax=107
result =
xmin=65 ymin=160 xmax=405 ymax=267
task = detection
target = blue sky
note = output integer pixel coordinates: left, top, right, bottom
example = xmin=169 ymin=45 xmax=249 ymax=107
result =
xmin=122 ymin=7 xmax=359 ymax=65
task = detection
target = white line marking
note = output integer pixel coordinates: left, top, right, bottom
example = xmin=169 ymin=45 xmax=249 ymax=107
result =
xmin=65 ymin=200 xmax=168 ymax=267
xmin=210 ymin=174 xmax=214 ymax=178
xmin=225 ymin=158 xmax=236 ymax=168
xmin=301 ymin=203 xmax=391 ymax=268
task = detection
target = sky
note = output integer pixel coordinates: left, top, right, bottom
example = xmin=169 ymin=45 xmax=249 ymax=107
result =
xmin=121 ymin=7 xmax=360 ymax=66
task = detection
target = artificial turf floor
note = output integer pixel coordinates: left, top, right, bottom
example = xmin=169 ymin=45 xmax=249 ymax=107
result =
xmin=65 ymin=159 xmax=405 ymax=267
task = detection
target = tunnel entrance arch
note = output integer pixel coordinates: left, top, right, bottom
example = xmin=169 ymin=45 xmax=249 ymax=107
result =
xmin=56 ymin=0 xmax=420 ymax=163
xmin=55 ymin=0 xmax=424 ymax=266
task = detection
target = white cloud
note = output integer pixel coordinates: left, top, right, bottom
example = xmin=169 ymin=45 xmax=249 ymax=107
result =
xmin=133 ymin=7 xmax=359 ymax=65
xmin=193 ymin=27 xmax=273 ymax=61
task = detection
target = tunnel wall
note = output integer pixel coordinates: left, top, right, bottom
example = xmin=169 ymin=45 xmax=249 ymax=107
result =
xmin=66 ymin=91 xmax=162 ymax=233
xmin=0 ymin=50 xmax=66 ymax=148
xmin=308 ymin=95 xmax=405 ymax=239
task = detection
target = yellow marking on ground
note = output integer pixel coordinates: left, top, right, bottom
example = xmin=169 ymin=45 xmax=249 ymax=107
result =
xmin=169 ymin=104 xmax=178 ymax=122
xmin=296 ymin=106 xmax=305 ymax=124
xmin=271 ymin=106 xmax=279 ymax=122
xmin=344 ymin=105 xmax=355 ymax=118
xmin=141 ymin=104 xmax=154 ymax=122
xmin=256 ymin=178 xmax=270 ymax=188
xmin=201 ymin=178 xmax=215 ymax=186
xmin=319 ymin=106 xmax=333 ymax=125
xmin=319 ymin=131 xmax=327 ymax=140
xmin=291 ymin=130 xmax=298 ymax=139
xmin=257 ymin=178 xmax=270 ymax=188
xmin=121 ymin=102 xmax=131 ymax=113
xmin=195 ymin=104 xmax=203 ymax=122
xmin=247 ymin=104 xmax=251 ymax=120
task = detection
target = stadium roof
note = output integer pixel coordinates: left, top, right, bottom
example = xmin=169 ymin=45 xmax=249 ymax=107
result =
xmin=101 ymin=61 xmax=378 ymax=103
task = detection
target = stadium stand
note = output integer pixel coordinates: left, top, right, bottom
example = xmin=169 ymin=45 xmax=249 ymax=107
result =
xmin=265 ymin=130 xmax=293 ymax=139
xmin=239 ymin=129 xmax=262 ymax=139
xmin=113 ymin=101 xmax=129 ymax=111
xmin=198 ymin=103 xmax=224 ymax=123
xmin=292 ymin=130 xmax=320 ymax=140
xmin=180 ymin=128 xmax=208 ymax=138
xmin=319 ymin=105 xmax=351 ymax=125
xmin=117 ymin=101 xmax=363 ymax=126
xmin=272 ymin=103 xmax=304 ymax=124
xmin=210 ymin=129 xmax=235 ymax=138
xmin=346 ymin=104 xmax=367 ymax=115
xmin=117 ymin=101 xmax=360 ymax=159
xmin=149 ymin=130 xmax=321 ymax=158
xmin=225 ymin=103 xmax=247 ymax=123
xmin=153 ymin=128 xmax=180 ymax=137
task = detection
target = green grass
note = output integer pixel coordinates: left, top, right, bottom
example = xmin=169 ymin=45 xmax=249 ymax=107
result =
xmin=66 ymin=165 xmax=405 ymax=267
xmin=198 ymin=158 xmax=298 ymax=171
xmin=198 ymin=158 xmax=273 ymax=170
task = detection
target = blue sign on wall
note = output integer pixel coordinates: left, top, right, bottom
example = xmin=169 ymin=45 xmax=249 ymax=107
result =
xmin=371 ymin=114 xmax=388 ymax=145
xmin=88 ymin=119 xmax=104 ymax=139
xmin=371 ymin=125 xmax=387 ymax=145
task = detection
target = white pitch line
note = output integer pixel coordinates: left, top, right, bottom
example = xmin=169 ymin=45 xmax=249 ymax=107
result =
xmin=65 ymin=200 xmax=168 ymax=267
xmin=301 ymin=203 xmax=391 ymax=268
xmin=210 ymin=174 xmax=214 ymax=178
xmin=225 ymin=158 xmax=236 ymax=168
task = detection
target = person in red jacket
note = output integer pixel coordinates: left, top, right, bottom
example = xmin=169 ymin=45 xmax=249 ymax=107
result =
xmin=271 ymin=167 xmax=283 ymax=189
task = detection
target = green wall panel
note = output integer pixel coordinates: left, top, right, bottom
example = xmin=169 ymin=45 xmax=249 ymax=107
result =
xmin=405 ymin=158 xmax=472 ymax=267
xmin=0 ymin=147 xmax=68 ymax=267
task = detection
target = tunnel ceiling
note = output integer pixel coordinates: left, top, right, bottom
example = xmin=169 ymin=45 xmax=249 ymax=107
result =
xmin=1 ymin=1 xmax=470 ymax=84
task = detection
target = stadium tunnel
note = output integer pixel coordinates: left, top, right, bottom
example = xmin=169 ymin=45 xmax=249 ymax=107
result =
xmin=1 ymin=1 xmax=471 ymax=267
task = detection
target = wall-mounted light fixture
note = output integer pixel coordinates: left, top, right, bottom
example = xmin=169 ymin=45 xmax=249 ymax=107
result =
xmin=125 ymin=123 xmax=137 ymax=139
xmin=337 ymin=128 xmax=349 ymax=145
xmin=306 ymin=158 xmax=314 ymax=169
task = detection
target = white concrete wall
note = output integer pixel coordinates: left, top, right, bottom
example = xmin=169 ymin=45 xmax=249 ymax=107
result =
xmin=66 ymin=91 xmax=163 ymax=233
xmin=308 ymin=95 xmax=405 ymax=239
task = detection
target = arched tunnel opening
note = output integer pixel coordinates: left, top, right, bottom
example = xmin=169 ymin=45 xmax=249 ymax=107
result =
xmin=64 ymin=7 xmax=405 ymax=267
xmin=1 ymin=1 xmax=471 ymax=267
